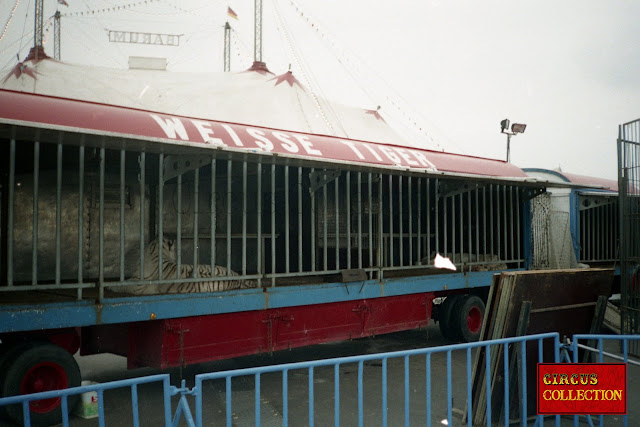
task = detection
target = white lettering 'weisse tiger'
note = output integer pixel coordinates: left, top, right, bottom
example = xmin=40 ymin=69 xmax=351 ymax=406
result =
xmin=116 ymin=238 xmax=258 ymax=295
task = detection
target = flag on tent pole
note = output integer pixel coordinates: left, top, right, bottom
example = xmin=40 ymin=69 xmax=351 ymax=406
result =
xmin=227 ymin=7 xmax=238 ymax=20
xmin=58 ymin=0 xmax=69 ymax=6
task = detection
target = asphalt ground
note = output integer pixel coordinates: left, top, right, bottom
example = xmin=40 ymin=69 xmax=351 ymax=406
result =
xmin=3 ymin=324 xmax=638 ymax=426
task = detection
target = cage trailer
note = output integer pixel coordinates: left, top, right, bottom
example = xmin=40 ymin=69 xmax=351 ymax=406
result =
xmin=0 ymin=84 xmax=604 ymax=424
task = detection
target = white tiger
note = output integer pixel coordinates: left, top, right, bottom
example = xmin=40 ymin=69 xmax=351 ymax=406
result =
xmin=116 ymin=238 xmax=258 ymax=295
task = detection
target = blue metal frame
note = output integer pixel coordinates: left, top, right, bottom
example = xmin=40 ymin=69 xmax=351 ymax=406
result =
xmin=193 ymin=332 xmax=561 ymax=427
xmin=0 ymin=374 xmax=174 ymax=427
xmin=0 ymin=270 xmax=513 ymax=333
xmin=21 ymin=332 xmax=640 ymax=427
xmin=567 ymin=334 xmax=640 ymax=427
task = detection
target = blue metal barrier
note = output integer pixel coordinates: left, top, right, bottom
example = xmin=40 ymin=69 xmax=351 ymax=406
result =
xmin=0 ymin=332 xmax=566 ymax=427
xmin=567 ymin=334 xmax=640 ymax=427
xmin=193 ymin=332 xmax=561 ymax=427
xmin=0 ymin=373 xmax=175 ymax=427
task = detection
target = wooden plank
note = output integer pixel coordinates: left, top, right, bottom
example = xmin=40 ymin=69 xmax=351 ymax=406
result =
xmin=470 ymin=269 xmax=614 ymax=423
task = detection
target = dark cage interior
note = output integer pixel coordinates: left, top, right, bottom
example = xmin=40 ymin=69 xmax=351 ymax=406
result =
xmin=1 ymin=137 xmax=533 ymax=296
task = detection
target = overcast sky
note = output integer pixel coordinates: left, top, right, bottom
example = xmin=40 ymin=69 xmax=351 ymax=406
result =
xmin=1 ymin=0 xmax=638 ymax=180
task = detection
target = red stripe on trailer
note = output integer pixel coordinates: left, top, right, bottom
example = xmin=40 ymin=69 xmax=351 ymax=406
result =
xmin=116 ymin=293 xmax=434 ymax=369
xmin=0 ymin=89 xmax=526 ymax=178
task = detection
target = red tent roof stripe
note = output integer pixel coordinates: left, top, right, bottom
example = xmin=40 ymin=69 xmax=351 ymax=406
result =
xmin=0 ymin=89 xmax=527 ymax=178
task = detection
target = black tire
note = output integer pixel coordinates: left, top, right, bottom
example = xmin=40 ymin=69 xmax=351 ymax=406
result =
xmin=438 ymin=295 xmax=462 ymax=341
xmin=455 ymin=295 xmax=486 ymax=343
xmin=2 ymin=343 xmax=81 ymax=427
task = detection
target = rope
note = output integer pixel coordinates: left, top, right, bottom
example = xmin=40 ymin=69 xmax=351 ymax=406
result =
xmin=0 ymin=0 xmax=21 ymax=44
xmin=281 ymin=0 xmax=460 ymax=152
xmin=271 ymin=0 xmax=348 ymax=136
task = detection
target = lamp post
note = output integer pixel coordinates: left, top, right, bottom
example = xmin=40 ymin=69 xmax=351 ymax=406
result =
xmin=500 ymin=119 xmax=527 ymax=163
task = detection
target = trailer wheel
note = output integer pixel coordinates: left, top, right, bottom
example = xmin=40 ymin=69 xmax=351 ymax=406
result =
xmin=2 ymin=342 xmax=81 ymax=426
xmin=438 ymin=295 xmax=462 ymax=341
xmin=455 ymin=295 xmax=486 ymax=343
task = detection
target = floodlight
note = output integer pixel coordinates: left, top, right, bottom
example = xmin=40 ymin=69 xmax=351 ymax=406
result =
xmin=511 ymin=123 xmax=527 ymax=133
xmin=500 ymin=119 xmax=510 ymax=133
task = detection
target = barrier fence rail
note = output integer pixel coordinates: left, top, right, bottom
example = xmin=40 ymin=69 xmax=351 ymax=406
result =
xmin=2 ymin=332 xmax=638 ymax=427
xmin=564 ymin=334 xmax=640 ymax=427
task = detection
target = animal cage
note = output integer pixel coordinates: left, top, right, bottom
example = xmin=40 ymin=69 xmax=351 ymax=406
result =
xmin=578 ymin=193 xmax=619 ymax=265
xmin=1 ymin=133 xmax=532 ymax=299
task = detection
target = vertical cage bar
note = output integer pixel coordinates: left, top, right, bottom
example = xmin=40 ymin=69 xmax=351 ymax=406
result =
xmin=509 ymin=186 xmax=514 ymax=261
xmin=193 ymin=168 xmax=200 ymax=277
xmin=211 ymin=160 xmax=217 ymax=274
xmin=158 ymin=154 xmax=164 ymax=279
xmin=98 ymin=147 xmax=105 ymax=300
xmin=596 ymin=205 xmax=600 ymax=261
xmin=298 ymin=167 xmax=303 ymax=272
xmin=55 ymin=142 xmax=62 ymax=285
xmin=454 ymin=193 xmax=464 ymax=264
xmin=604 ymin=204 xmax=609 ymax=260
xmin=408 ymin=176 xmax=413 ymax=265
xmin=311 ymin=168 xmax=316 ymax=272
xmin=378 ymin=174 xmax=383 ymax=273
xmin=503 ymin=185 xmax=507 ymax=260
xmin=443 ymin=194 xmax=448 ymax=256
xmin=227 ymin=161 xmax=232 ymax=274
xmin=483 ymin=187 xmax=487 ymax=261
xmin=368 ymin=173 xmax=373 ymax=270
xmin=177 ymin=174 xmax=182 ymax=272
xmin=587 ymin=205 xmax=595 ymax=260
xmin=120 ymin=150 xmax=126 ymax=282
xmin=347 ymin=172 xmax=351 ymax=270
xmin=516 ymin=188 xmax=521 ymax=266
xmin=284 ymin=166 xmax=290 ymax=273
xmin=77 ymin=145 xmax=84 ymax=297
xmin=467 ymin=192 xmax=471 ymax=270
xmin=271 ymin=164 xmax=276 ymax=285
xmin=580 ymin=209 xmax=585 ymax=261
xmin=358 ymin=172 xmax=363 ymax=269
xmin=389 ymin=175 xmax=394 ymax=267
xmin=496 ymin=185 xmax=501 ymax=260
xmin=139 ymin=152 xmax=146 ymax=279
xmin=459 ymin=194 xmax=463 ymax=267
xmin=491 ymin=185 xmax=496 ymax=259
xmin=243 ymin=162 xmax=248 ymax=275
xmin=32 ymin=140 xmax=39 ymax=286
xmin=417 ymin=178 xmax=422 ymax=265
xmin=585 ymin=207 xmax=590 ymax=261
xmin=399 ymin=175 xmax=403 ymax=266
xmin=475 ymin=188 xmax=480 ymax=266
xmin=323 ymin=178 xmax=328 ymax=271
xmin=7 ymin=136 xmax=15 ymax=286
xmin=257 ymin=163 xmax=262 ymax=285
xmin=335 ymin=175 xmax=339 ymax=270
xmin=428 ymin=179 xmax=432 ymax=259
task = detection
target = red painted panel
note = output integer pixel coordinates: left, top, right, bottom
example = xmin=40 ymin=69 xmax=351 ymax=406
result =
xmin=0 ymin=89 xmax=526 ymax=178
xmin=126 ymin=293 xmax=434 ymax=369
